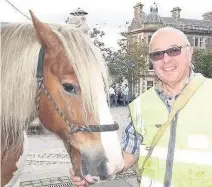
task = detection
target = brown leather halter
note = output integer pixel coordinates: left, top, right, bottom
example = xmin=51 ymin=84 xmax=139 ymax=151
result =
xmin=36 ymin=47 xmax=119 ymax=134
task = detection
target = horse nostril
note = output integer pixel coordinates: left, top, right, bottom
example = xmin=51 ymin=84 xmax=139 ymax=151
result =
xmin=97 ymin=161 xmax=109 ymax=180
xmin=92 ymin=176 xmax=99 ymax=182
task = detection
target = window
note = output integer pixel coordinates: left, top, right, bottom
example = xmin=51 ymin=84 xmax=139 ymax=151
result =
xmin=148 ymin=35 xmax=152 ymax=44
xmin=194 ymin=37 xmax=205 ymax=48
xmin=195 ymin=37 xmax=198 ymax=47
xmin=147 ymin=81 xmax=154 ymax=90
xmin=200 ymin=38 xmax=203 ymax=48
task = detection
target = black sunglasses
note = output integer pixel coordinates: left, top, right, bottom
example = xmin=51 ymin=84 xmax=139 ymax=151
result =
xmin=149 ymin=45 xmax=188 ymax=61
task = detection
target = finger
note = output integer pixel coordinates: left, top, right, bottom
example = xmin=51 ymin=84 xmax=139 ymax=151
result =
xmin=69 ymin=169 xmax=82 ymax=182
xmin=85 ymin=181 xmax=89 ymax=186
xmin=69 ymin=169 xmax=88 ymax=186
xmin=73 ymin=180 xmax=86 ymax=186
xmin=73 ymin=177 xmax=84 ymax=182
xmin=70 ymin=168 xmax=75 ymax=176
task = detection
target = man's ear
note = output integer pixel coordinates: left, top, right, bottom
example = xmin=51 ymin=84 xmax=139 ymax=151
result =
xmin=190 ymin=46 xmax=194 ymax=55
xmin=189 ymin=47 xmax=194 ymax=62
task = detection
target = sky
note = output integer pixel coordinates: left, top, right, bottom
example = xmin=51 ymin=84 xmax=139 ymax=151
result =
xmin=1 ymin=0 xmax=211 ymax=50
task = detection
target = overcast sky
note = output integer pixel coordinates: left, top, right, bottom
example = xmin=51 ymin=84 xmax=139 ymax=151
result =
xmin=1 ymin=0 xmax=211 ymax=49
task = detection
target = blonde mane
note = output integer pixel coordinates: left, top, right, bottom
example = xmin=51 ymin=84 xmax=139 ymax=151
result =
xmin=1 ymin=23 xmax=109 ymax=152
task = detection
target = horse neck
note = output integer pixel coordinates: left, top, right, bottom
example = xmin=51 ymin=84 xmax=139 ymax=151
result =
xmin=1 ymin=132 xmax=24 ymax=187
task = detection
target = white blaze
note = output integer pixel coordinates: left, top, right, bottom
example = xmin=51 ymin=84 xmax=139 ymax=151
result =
xmin=98 ymin=94 xmax=124 ymax=175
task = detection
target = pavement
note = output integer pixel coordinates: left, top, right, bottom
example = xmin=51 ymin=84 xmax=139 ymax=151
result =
xmin=20 ymin=106 xmax=139 ymax=187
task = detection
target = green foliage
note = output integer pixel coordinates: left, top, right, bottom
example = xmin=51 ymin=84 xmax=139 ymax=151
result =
xmin=193 ymin=49 xmax=212 ymax=78
xmin=106 ymin=31 xmax=149 ymax=99
xmin=89 ymin=27 xmax=149 ymax=98
xmin=89 ymin=27 xmax=112 ymax=60
xmin=108 ymin=32 xmax=149 ymax=82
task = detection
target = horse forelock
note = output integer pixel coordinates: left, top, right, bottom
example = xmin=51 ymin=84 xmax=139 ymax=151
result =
xmin=1 ymin=23 xmax=109 ymax=151
xmin=53 ymin=26 xmax=109 ymax=123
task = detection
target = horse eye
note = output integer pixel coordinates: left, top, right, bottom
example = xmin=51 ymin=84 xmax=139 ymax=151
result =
xmin=62 ymin=83 xmax=76 ymax=94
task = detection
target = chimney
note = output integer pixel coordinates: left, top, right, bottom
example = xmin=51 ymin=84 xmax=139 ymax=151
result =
xmin=171 ymin=7 xmax=181 ymax=20
xmin=202 ymin=11 xmax=212 ymax=21
xmin=133 ymin=2 xmax=144 ymax=20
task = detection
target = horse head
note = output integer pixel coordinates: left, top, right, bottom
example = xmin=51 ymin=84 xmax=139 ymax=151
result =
xmin=29 ymin=11 xmax=124 ymax=183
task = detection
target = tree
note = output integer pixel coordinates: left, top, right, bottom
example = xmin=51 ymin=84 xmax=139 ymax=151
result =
xmin=193 ymin=49 xmax=212 ymax=78
xmin=89 ymin=27 xmax=129 ymax=85
xmin=89 ymin=27 xmax=119 ymax=85
xmin=110 ymin=31 xmax=149 ymax=100
xmin=89 ymin=27 xmax=112 ymax=61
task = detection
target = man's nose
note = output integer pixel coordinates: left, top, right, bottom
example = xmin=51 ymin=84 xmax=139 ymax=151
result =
xmin=163 ymin=52 xmax=171 ymax=63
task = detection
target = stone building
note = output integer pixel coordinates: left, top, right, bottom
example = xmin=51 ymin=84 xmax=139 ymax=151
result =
xmin=65 ymin=7 xmax=89 ymax=34
xmin=128 ymin=2 xmax=212 ymax=93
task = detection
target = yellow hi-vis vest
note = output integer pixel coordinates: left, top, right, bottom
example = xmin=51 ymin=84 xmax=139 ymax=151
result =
xmin=129 ymin=76 xmax=212 ymax=187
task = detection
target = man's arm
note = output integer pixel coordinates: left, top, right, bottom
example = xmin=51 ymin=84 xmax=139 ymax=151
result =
xmin=122 ymin=151 xmax=137 ymax=171
xmin=121 ymin=118 xmax=143 ymax=171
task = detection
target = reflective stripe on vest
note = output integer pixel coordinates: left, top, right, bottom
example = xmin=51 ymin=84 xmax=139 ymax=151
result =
xmin=140 ymin=146 xmax=212 ymax=165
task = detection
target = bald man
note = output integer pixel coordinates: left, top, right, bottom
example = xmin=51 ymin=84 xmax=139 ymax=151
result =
xmin=71 ymin=27 xmax=212 ymax=187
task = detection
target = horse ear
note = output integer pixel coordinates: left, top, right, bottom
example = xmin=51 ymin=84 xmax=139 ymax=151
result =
xmin=29 ymin=10 xmax=60 ymax=50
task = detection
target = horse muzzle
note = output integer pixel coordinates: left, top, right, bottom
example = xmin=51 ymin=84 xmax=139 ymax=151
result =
xmin=80 ymin=150 xmax=123 ymax=183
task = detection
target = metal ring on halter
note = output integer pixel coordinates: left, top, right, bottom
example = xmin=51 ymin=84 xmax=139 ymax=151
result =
xmin=36 ymin=47 xmax=119 ymax=133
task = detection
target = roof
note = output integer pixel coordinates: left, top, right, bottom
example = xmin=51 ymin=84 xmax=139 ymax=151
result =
xmin=70 ymin=8 xmax=88 ymax=15
xmin=129 ymin=3 xmax=212 ymax=32
xmin=144 ymin=12 xmax=163 ymax=24
xmin=129 ymin=15 xmax=212 ymax=32
xmin=144 ymin=3 xmax=163 ymax=24
xmin=161 ymin=17 xmax=212 ymax=28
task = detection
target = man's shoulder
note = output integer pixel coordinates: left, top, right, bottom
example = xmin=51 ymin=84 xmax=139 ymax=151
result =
xmin=205 ymin=77 xmax=212 ymax=82
xmin=131 ymin=87 xmax=156 ymax=104
xmin=204 ymin=77 xmax=212 ymax=90
xmin=194 ymin=73 xmax=212 ymax=86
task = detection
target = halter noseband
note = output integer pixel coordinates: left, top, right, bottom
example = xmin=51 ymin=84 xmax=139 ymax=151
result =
xmin=36 ymin=47 xmax=119 ymax=134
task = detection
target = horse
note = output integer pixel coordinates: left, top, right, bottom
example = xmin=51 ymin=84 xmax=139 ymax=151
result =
xmin=1 ymin=11 xmax=124 ymax=187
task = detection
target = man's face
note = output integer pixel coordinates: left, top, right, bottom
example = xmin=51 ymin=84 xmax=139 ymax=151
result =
xmin=150 ymin=31 xmax=193 ymax=85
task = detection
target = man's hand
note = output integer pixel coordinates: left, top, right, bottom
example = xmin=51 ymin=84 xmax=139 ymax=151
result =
xmin=70 ymin=169 xmax=89 ymax=187
xmin=70 ymin=151 xmax=137 ymax=186
xmin=122 ymin=151 xmax=138 ymax=171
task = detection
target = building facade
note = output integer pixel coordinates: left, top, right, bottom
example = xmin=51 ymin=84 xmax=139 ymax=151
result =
xmin=128 ymin=2 xmax=212 ymax=93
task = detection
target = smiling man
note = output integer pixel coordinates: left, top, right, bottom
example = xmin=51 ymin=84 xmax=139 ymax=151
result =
xmin=71 ymin=27 xmax=212 ymax=187
xmin=149 ymin=27 xmax=193 ymax=95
